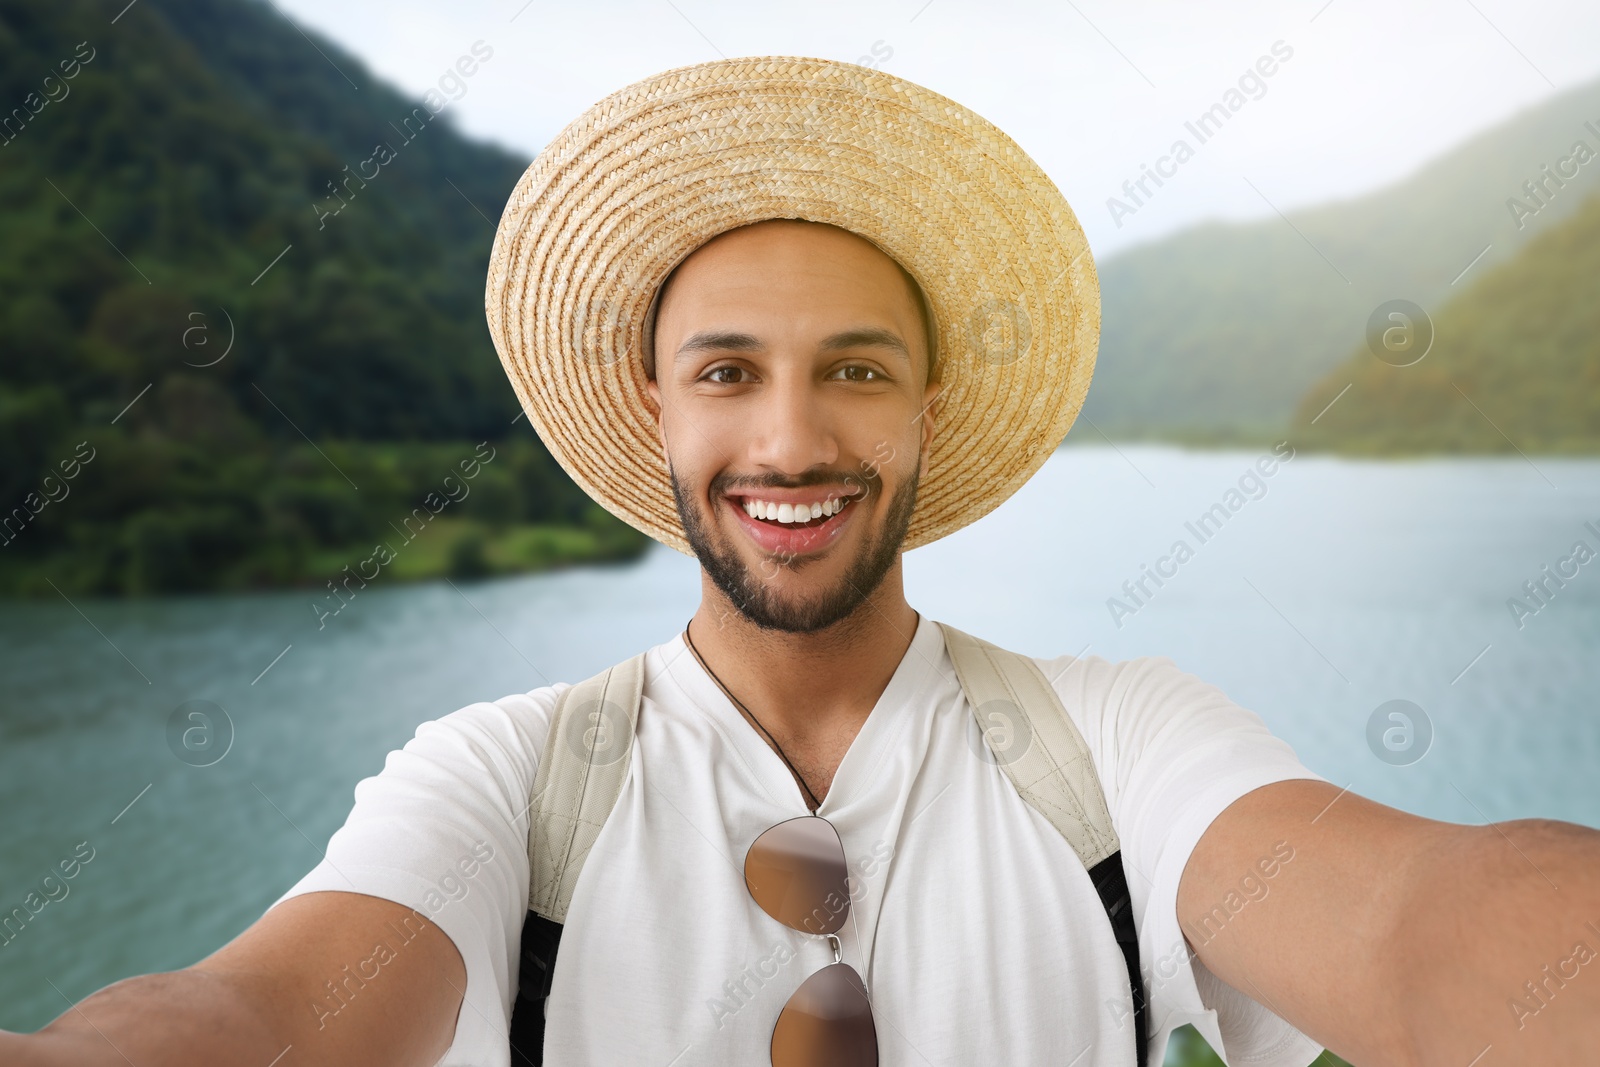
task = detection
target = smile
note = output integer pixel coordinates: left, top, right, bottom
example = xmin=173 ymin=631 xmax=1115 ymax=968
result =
xmin=723 ymin=490 xmax=863 ymax=555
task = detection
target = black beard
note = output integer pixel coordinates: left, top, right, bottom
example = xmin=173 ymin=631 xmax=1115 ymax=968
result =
xmin=669 ymin=461 xmax=920 ymax=634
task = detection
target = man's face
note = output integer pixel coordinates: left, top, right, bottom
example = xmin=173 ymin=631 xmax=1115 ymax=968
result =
xmin=644 ymin=220 xmax=940 ymax=634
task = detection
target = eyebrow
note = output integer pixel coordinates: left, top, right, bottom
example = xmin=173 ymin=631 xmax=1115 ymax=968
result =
xmin=674 ymin=327 xmax=911 ymax=365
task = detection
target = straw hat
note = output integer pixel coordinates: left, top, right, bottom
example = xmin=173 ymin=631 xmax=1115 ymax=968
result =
xmin=484 ymin=56 xmax=1100 ymax=556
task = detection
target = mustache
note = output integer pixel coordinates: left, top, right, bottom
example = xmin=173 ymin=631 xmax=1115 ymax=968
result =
xmin=711 ymin=469 xmax=881 ymax=498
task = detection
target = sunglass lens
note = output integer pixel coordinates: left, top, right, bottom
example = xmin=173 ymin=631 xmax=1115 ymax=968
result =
xmin=771 ymin=962 xmax=877 ymax=1067
xmin=745 ymin=815 xmax=851 ymax=935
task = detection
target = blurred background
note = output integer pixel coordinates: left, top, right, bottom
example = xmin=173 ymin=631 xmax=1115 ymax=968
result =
xmin=2 ymin=1 xmax=1598 ymax=1063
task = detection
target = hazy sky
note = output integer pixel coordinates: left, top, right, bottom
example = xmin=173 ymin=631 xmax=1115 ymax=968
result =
xmin=268 ymin=0 xmax=1600 ymax=256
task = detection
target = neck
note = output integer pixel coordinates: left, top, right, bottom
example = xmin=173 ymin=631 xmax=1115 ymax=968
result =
xmin=686 ymin=563 xmax=921 ymax=751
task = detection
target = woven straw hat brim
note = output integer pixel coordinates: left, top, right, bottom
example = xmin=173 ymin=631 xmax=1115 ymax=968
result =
xmin=485 ymin=56 xmax=1100 ymax=556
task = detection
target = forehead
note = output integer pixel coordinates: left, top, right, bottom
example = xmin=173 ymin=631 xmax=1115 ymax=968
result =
xmin=669 ymin=219 xmax=904 ymax=284
xmin=649 ymin=220 xmax=929 ymax=367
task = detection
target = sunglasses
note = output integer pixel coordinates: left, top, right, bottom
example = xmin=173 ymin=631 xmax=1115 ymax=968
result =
xmin=744 ymin=814 xmax=880 ymax=1066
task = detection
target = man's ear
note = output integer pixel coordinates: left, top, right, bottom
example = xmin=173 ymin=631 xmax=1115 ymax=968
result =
xmin=917 ymin=380 xmax=941 ymax=477
xmin=644 ymin=377 xmax=670 ymax=464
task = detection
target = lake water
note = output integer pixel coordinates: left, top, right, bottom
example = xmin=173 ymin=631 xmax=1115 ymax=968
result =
xmin=2 ymin=444 xmax=1597 ymax=1052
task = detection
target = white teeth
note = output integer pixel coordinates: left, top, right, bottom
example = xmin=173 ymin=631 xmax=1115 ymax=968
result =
xmin=740 ymin=496 xmax=852 ymax=524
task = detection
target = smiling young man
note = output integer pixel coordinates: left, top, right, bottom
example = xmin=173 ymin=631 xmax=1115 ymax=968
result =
xmin=10 ymin=55 xmax=1600 ymax=1067
xmin=642 ymin=218 xmax=939 ymax=805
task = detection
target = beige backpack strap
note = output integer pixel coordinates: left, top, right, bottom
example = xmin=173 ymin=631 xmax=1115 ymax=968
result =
xmin=525 ymin=651 xmax=647 ymax=922
xmin=935 ymin=621 xmax=1120 ymax=869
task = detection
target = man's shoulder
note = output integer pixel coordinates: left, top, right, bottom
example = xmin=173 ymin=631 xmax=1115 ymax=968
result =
xmin=1008 ymin=643 xmax=1284 ymax=802
xmin=1030 ymin=642 xmax=1265 ymax=725
xmin=1021 ymin=643 xmax=1279 ymax=749
xmin=1018 ymin=642 xmax=1188 ymax=731
xmin=933 ymin=621 xmax=1168 ymax=688
xmin=390 ymin=681 xmax=574 ymax=784
xmin=412 ymin=634 xmax=680 ymax=762
xmin=435 ymin=680 xmax=569 ymax=728
xmin=928 ymin=622 xmax=1186 ymax=738
xmin=1026 ymin=644 xmax=1179 ymax=688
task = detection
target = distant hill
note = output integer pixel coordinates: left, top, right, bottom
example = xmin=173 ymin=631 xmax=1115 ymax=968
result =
xmin=0 ymin=0 xmax=648 ymax=596
xmin=1 ymin=0 xmax=530 ymax=440
xmin=1080 ymin=72 xmax=1600 ymax=440
xmin=1288 ymin=187 xmax=1600 ymax=454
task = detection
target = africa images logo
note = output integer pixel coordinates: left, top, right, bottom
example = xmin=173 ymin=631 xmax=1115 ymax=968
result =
xmin=1105 ymin=442 xmax=1295 ymax=629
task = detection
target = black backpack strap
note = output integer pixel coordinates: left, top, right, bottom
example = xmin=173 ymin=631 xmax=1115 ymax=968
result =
xmin=508 ymin=910 xmax=563 ymax=1065
xmin=1089 ymin=850 xmax=1148 ymax=1066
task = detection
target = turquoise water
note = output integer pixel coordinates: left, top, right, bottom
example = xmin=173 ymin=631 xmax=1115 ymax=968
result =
xmin=2 ymin=444 xmax=1597 ymax=1053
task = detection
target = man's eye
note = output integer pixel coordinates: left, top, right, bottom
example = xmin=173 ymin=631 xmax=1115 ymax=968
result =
xmin=703 ymin=365 xmax=882 ymax=384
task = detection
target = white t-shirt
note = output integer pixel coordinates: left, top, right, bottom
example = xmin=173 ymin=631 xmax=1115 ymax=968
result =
xmin=273 ymin=611 xmax=1330 ymax=1066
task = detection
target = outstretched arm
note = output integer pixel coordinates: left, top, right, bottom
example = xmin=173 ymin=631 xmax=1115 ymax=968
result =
xmin=0 ymin=890 xmax=466 ymax=1067
xmin=1179 ymin=778 xmax=1600 ymax=1066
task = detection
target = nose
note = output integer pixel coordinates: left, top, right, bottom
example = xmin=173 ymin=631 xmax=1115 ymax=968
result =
xmin=743 ymin=370 xmax=840 ymax=479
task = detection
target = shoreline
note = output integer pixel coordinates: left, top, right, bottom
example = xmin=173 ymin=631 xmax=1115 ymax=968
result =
xmin=0 ymin=515 xmax=652 ymax=601
xmin=1060 ymin=428 xmax=1600 ymax=457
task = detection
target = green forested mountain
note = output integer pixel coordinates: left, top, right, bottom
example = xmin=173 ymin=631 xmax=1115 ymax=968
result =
xmin=0 ymin=0 xmax=648 ymax=595
xmin=1081 ymin=73 xmax=1600 ymax=439
xmin=1289 ymin=187 xmax=1600 ymax=453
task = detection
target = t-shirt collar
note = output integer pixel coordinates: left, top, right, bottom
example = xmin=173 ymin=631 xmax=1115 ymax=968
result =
xmin=662 ymin=610 xmax=947 ymax=815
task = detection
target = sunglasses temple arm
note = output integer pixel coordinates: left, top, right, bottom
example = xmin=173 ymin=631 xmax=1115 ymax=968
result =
xmin=845 ymin=886 xmax=871 ymax=996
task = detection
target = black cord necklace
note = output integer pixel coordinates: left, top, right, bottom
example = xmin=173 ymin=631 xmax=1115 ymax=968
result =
xmin=682 ymin=619 xmax=822 ymax=814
